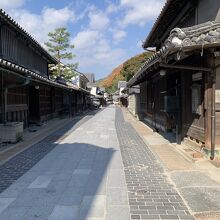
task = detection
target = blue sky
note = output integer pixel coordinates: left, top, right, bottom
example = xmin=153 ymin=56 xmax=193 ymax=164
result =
xmin=0 ymin=0 xmax=165 ymax=79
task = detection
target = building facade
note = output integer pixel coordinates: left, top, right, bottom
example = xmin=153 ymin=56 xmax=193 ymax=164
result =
xmin=128 ymin=0 xmax=220 ymax=158
xmin=0 ymin=10 xmax=89 ymax=133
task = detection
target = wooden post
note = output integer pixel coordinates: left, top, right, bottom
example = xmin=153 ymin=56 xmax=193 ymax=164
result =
xmin=210 ymin=70 xmax=216 ymax=159
xmin=205 ymin=56 xmax=215 ymax=150
xmin=176 ymin=75 xmax=182 ymax=144
xmin=3 ymin=88 xmax=7 ymax=124
xmin=0 ymin=70 xmax=3 ymax=123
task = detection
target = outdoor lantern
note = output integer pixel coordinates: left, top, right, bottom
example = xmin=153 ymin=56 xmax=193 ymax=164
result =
xmin=159 ymin=69 xmax=166 ymax=76
xmin=35 ymin=85 xmax=39 ymax=90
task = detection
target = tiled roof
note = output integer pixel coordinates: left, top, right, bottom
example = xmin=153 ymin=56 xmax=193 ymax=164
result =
xmin=128 ymin=21 xmax=220 ymax=87
xmin=164 ymin=21 xmax=220 ymax=48
xmin=0 ymin=9 xmax=57 ymax=63
xmin=0 ymin=58 xmax=77 ymax=91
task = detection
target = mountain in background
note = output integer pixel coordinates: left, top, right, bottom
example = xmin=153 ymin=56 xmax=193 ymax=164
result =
xmin=99 ymin=64 xmax=124 ymax=93
xmin=97 ymin=52 xmax=152 ymax=93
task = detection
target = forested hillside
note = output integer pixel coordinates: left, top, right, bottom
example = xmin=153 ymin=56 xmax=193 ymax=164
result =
xmin=99 ymin=52 xmax=152 ymax=93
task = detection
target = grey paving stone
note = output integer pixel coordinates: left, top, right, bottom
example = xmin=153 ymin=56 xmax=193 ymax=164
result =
xmin=0 ymin=113 xmax=94 ymax=193
xmin=86 ymin=131 xmax=95 ymax=134
xmin=58 ymin=187 xmax=85 ymax=206
xmin=0 ymin=183 xmax=26 ymax=198
xmin=143 ymin=135 xmax=169 ymax=145
xmin=79 ymin=195 xmax=106 ymax=219
xmin=84 ymin=179 xmax=106 ymax=195
xmin=106 ymin=205 xmax=130 ymax=220
xmin=28 ymin=175 xmax=52 ymax=189
xmin=140 ymin=214 xmax=160 ymax=219
xmin=22 ymin=205 xmax=54 ymax=220
xmin=0 ymin=198 xmax=15 ymax=214
xmin=0 ymin=206 xmax=29 ymax=220
xmin=160 ymin=214 xmax=179 ymax=219
xmin=171 ymin=171 xmax=220 ymax=188
xmin=73 ymin=169 xmax=91 ymax=175
xmin=180 ymin=187 xmax=220 ymax=212
xmin=9 ymin=189 xmax=42 ymax=207
xmin=107 ymin=173 xmax=126 ymax=188
xmin=68 ymin=174 xmax=90 ymax=187
xmin=48 ymin=205 xmax=79 ymax=220
xmin=107 ymin=188 xmax=128 ymax=206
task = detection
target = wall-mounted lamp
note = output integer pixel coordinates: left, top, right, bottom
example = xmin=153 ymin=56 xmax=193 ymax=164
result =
xmin=35 ymin=85 xmax=39 ymax=90
xmin=159 ymin=69 xmax=166 ymax=76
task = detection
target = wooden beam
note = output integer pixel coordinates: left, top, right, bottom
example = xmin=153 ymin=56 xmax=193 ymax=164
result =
xmin=160 ymin=63 xmax=212 ymax=72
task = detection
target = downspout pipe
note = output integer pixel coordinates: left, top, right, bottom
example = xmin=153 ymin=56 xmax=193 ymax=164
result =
xmin=210 ymin=69 xmax=216 ymax=160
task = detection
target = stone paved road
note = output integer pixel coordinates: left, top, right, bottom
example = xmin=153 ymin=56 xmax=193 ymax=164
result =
xmin=115 ymin=108 xmax=194 ymax=220
xmin=0 ymin=111 xmax=97 ymax=193
xmin=0 ymin=106 xmax=194 ymax=220
xmin=0 ymin=106 xmax=129 ymax=220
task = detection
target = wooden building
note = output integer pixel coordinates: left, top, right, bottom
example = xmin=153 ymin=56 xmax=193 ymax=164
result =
xmin=0 ymin=10 xmax=89 ymax=130
xmin=127 ymin=0 xmax=220 ymax=159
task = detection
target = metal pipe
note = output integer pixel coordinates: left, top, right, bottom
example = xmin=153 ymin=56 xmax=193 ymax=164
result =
xmin=210 ymin=71 xmax=216 ymax=160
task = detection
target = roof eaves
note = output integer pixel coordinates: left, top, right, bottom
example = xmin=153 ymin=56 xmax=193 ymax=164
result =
xmin=0 ymin=9 xmax=57 ymax=64
xmin=127 ymin=50 xmax=163 ymax=87
xmin=0 ymin=58 xmax=72 ymax=90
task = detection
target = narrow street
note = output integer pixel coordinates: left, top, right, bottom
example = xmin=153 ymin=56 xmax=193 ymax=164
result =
xmin=0 ymin=106 xmax=196 ymax=220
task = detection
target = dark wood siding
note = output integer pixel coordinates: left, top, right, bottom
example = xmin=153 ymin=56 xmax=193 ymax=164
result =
xmin=215 ymin=60 xmax=220 ymax=147
xmin=215 ymin=111 xmax=220 ymax=146
xmin=182 ymin=71 xmax=205 ymax=143
xmin=1 ymin=25 xmax=48 ymax=76
xmin=55 ymin=88 xmax=64 ymax=113
xmin=39 ymin=85 xmax=52 ymax=121
xmin=6 ymin=86 xmax=28 ymax=127
xmin=140 ymin=81 xmax=148 ymax=115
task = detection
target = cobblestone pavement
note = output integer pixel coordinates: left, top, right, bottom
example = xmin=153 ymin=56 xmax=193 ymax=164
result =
xmin=115 ymin=107 xmax=194 ymax=220
xmin=0 ymin=111 xmax=97 ymax=193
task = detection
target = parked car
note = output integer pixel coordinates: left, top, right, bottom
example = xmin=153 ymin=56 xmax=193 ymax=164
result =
xmin=106 ymin=99 xmax=113 ymax=105
xmin=91 ymin=98 xmax=101 ymax=109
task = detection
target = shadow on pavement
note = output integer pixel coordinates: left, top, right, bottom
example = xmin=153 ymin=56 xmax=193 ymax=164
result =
xmin=0 ymin=108 xmax=102 ymax=193
xmin=0 ymin=141 xmax=115 ymax=220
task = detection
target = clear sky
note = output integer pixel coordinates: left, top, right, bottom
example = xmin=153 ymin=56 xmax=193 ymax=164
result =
xmin=0 ymin=0 xmax=165 ymax=79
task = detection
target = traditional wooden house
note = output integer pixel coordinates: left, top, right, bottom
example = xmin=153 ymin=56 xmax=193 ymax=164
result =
xmin=71 ymin=73 xmax=90 ymax=113
xmin=127 ymin=0 xmax=220 ymax=159
xmin=0 ymin=10 xmax=86 ymax=131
